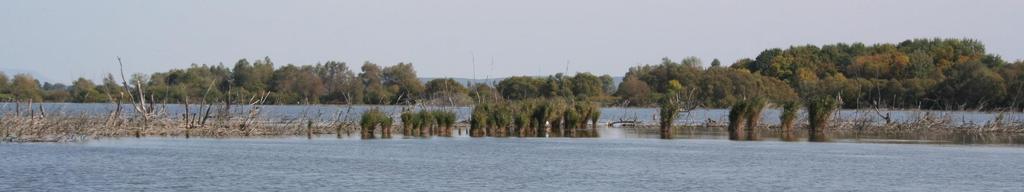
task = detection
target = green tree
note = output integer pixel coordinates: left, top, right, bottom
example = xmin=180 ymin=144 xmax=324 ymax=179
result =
xmin=424 ymin=78 xmax=468 ymax=99
xmin=931 ymin=62 xmax=1006 ymax=109
xmin=470 ymin=83 xmax=499 ymax=102
xmin=682 ymin=56 xmax=702 ymax=68
xmin=0 ymin=72 xmax=9 ymax=100
xmin=11 ymin=74 xmax=43 ymax=101
xmin=360 ymin=62 xmax=391 ymax=104
xmin=615 ymin=76 xmax=652 ymax=106
xmin=907 ymin=50 xmax=936 ymax=79
xmin=232 ymin=57 xmax=274 ymax=94
xmin=599 ymin=74 xmax=615 ymax=95
xmin=70 ymin=78 xmax=104 ymax=102
xmin=42 ymin=82 xmax=70 ymax=102
xmin=571 ymin=72 xmax=603 ymax=99
xmin=316 ymin=61 xmax=362 ymax=104
xmin=539 ymin=75 xmax=563 ymax=98
xmin=0 ymin=72 xmax=8 ymax=91
xmin=98 ymin=73 xmax=123 ymax=100
xmin=271 ymin=64 xmax=326 ymax=104
xmin=497 ymin=76 xmax=542 ymax=100
xmin=382 ymin=63 xmax=424 ymax=104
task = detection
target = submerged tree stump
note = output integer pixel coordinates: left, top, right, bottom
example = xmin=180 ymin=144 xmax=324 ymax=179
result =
xmin=361 ymin=127 xmax=375 ymax=139
xmin=381 ymin=126 xmax=391 ymax=138
xmin=307 ymin=120 xmax=313 ymax=140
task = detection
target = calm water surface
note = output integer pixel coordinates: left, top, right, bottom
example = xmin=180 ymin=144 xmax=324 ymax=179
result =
xmin=2 ymin=136 xmax=1023 ymax=191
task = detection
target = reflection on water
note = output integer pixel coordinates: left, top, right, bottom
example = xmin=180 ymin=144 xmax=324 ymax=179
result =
xmin=617 ymin=126 xmax=1024 ymax=145
xmin=341 ymin=126 xmax=1024 ymax=146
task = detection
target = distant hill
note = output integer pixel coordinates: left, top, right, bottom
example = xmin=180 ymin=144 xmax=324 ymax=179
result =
xmin=419 ymin=76 xmax=623 ymax=87
xmin=418 ymin=77 xmax=504 ymax=86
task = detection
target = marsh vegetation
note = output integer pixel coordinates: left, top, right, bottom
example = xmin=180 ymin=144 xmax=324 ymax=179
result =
xmin=4 ymin=38 xmax=1024 ymax=144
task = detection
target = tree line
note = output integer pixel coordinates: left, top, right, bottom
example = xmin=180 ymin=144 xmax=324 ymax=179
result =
xmin=1 ymin=38 xmax=1022 ymax=110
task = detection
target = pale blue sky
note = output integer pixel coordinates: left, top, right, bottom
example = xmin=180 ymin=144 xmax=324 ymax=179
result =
xmin=2 ymin=0 xmax=1022 ymax=83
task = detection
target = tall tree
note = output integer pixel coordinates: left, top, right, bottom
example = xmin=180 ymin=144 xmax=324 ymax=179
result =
xmin=11 ymin=74 xmax=43 ymax=101
xmin=615 ymin=76 xmax=652 ymax=106
xmin=0 ymin=72 xmax=9 ymax=100
xmin=70 ymin=78 xmax=103 ymax=102
xmin=682 ymin=56 xmax=703 ymax=68
xmin=710 ymin=58 xmax=721 ymax=68
xmin=382 ymin=63 xmax=424 ymax=104
xmin=599 ymin=74 xmax=615 ymax=95
xmin=424 ymin=78 xmax=468 ymax=99
xmin=270 ymin=64 xmax=325 ymax=104
xmin=571 ymin=72 xmax=603 ymax=99
xmin=497 ymin=76 xmax=542 ymax=100
xmin=316 ymin=61 xmax=362 ymax=104
xmin=360 ymin=62 xmax=390 ymax=104
xmin=931 ymin=61 xmax=1006 ymax=109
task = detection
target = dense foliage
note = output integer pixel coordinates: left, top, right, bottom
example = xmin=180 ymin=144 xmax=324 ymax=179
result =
xmin=731 ymin=38 xmax=1020 ymax=110
xmin=2 ymin=38 xmax=1021 ymax=110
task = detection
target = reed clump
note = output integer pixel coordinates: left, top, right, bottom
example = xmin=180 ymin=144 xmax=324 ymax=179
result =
xmin=569 ymin=101 xmax=601 ymax=136
xmin=658 ymin=98 xmax=680 ymax=139
xmin=563 ymin=105 xmax=582 ymax=137
xmin=417 ymin=111 xmax=435 ymax=137
xmin=589 ymin=103 xmax=601 ymax=129
xmin=779 ymin=101 xmax=801 ymax=141
xmin=360 ymin=108 xmax=392 ymax=139
xmin=545 ymin=99 xmax=567 ymax=136
xmin=400 ymin=109 xmax=456 ymax=137
xmin=400 ymin=109 xmax=416 ymax=136
xmin=530 ymin=101 xmax=551 ymax=137
xmin=489 ymin=104 xmax=513 ymax=137
xmin=468 ymin=99 xmax=600 ymax=138
xmin=469 ymin=104 xmax=491 ymax=137
xmin=807 ymin=96 xmax=840 ymax=142
xmin=727 ymin=101 xmax=748 ymax=140
xmin=726 ymin=98 xmax=768 ymax=141
xmin=434 ymin=110 xmax=457 ymax=137
xmin=743 ymin=98 xmax=767 ymax=141
xmin=512 ymin=101 xmax=535 ymax=137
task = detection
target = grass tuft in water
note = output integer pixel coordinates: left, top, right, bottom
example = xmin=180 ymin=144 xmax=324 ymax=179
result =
xmin=779 ymin=101 xmax=801 ymax=141
xmin=727 ymin=101 xmax=748 ymax=140
xmin=807 ymin=96 xmax=840 ymax=142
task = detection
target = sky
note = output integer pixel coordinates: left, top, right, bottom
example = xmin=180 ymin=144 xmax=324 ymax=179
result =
xmin=2 ymin=0 xmax=1022 ymax=84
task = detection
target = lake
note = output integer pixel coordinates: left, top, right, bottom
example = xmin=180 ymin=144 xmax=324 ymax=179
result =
xmin=2 ymin=137 xmax=1023 ymax=191
xmin=4 ymin=103 xmax=1024 ymax=191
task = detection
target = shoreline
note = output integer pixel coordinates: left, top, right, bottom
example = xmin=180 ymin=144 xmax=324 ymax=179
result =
xmin=4 ymin=113 xmax=1023 ymax=144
